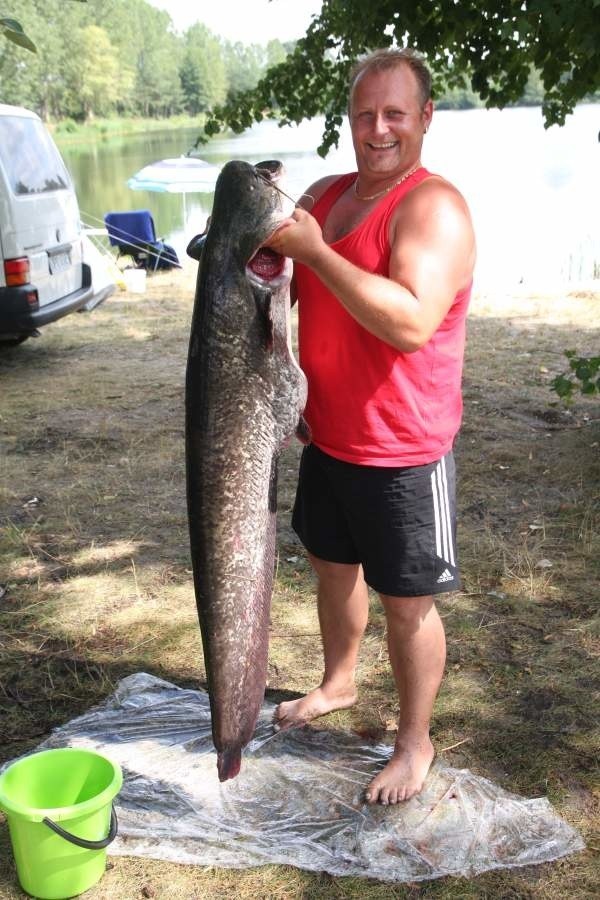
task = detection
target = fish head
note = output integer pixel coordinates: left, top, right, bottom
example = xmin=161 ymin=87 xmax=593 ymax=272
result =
xmin=208 ymin=159 xmax=293 ymax=289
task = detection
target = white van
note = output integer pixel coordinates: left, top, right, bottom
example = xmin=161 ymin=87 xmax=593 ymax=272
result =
xmin=0 ymin=104 xmax=93 ymax=345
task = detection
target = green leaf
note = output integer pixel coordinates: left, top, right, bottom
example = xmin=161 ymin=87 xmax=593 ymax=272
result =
xmin=553 ymin=349 xmax=600 ymax=401
xmin=1 ymin=22 xmax=37 ymax=53
xmin=551 ymin=375 xmax=574 ymax=399
xmin=0 ymin=18 xmax=26 ymax=32
xmin=575 ymin=361 xmax=592 ymax=380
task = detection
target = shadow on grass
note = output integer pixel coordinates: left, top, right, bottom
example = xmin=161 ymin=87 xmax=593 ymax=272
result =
xmin=0 ymin=293 xmax=598 ymax=896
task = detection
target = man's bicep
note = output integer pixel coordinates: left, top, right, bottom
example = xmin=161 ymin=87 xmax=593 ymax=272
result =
xmin=389 ymin=199 xmax=474 ymax=337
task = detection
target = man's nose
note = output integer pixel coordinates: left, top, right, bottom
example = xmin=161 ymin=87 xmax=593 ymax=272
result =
xmin=371 ymin=112 xmax=389 ymax=135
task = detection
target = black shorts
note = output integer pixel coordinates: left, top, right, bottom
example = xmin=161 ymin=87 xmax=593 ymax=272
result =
xmin=292 ymin=444 xmax=460 ymax=597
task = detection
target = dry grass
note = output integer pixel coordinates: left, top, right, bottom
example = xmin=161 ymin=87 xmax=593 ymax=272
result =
xmin=0 ymin=268 xmax=598 ymax=898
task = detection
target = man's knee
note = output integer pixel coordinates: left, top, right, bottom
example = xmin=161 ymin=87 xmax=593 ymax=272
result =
xmin=380 ymin=593 xmax=435 ymax=630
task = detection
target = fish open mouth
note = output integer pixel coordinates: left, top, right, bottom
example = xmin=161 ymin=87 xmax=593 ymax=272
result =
xmin=255 ymin=160 xmax=283 ymax=184
xmin=247 ymin=247 xmax=286 ymax=281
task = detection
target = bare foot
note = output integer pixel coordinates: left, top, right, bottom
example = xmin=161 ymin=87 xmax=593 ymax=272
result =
xmin=273 ymin=685 xmax=356 ymax=731
xmin=365 ymin=736 xmax=435 ymax=805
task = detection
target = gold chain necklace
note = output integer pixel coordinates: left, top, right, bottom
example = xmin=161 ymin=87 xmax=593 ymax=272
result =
xmin=353 ymin=163 xmax=421 ymax=201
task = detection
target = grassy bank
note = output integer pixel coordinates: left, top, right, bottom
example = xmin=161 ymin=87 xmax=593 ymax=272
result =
xmin=0 ymin=271 xmax=598 ymax=898
xmin=51 ymin=115 xmax=206 ymax=149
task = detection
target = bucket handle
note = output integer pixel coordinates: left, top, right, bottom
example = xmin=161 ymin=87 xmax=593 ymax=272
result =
xmin=42 ymin=805 xmax=118 ymax=850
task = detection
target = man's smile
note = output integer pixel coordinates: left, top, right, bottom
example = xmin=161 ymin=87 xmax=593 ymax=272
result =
xmin=367 ymin=141 xmax=398 ymax=149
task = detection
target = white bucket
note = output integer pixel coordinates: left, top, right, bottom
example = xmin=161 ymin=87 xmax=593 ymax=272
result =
xmin=123 ymin=268 xmax=146 ymax=294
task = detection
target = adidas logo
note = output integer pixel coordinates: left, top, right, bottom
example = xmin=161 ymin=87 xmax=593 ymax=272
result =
xmin=436 ymin=568 xmax=454 ymax=584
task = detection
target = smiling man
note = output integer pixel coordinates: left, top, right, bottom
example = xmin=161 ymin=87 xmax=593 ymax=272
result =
xmin=265 ymin=49 xmax=476 ymax=805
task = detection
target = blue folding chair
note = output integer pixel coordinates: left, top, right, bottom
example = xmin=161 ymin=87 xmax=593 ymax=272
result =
xmin=104 ymin=209 xmax=180 ymax=271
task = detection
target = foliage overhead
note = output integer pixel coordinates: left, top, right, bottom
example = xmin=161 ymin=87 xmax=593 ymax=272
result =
xmin=4 ymin=0 xmax=598 ymax=136
xmin=204 ymin=0 xmax=600 ymax=155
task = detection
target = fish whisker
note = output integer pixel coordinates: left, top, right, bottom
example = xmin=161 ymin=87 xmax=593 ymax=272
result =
xmin=254 ymin=168 xmax=313 ymax=208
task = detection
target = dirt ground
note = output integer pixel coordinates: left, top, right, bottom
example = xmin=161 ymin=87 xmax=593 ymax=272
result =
xmin=0 ymin=265 xmax=598 ymax=899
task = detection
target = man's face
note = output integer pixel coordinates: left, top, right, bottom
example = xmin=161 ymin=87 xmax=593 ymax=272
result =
xmin=350 ymin=65 xmax=433 ymax=180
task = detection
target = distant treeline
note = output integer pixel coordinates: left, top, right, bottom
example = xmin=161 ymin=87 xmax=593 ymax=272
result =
xmin=1 ymin=0 xmax=586 ymax=124
xmin=0 ymin=0 xmax=291 ymax=121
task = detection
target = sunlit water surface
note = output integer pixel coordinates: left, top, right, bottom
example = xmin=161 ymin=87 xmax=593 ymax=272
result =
xmin=62 ymin=104 xmax=600 ymax=290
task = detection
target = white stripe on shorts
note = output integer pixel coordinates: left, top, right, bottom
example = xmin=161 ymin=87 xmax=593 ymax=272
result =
xmin=431 ymin=458 xmax=455 ymax=567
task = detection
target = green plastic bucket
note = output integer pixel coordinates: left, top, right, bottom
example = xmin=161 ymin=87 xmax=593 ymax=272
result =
xmin=0 ymin=747 xmax=122 ymax=899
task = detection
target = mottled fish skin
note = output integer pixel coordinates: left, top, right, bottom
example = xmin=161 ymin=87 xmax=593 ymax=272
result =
xmin=185 ymin=160 xmax=308 ymax=782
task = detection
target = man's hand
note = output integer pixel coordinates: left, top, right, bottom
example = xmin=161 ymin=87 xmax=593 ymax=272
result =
xmin=264 ymin=208 xmax=325 ymax=267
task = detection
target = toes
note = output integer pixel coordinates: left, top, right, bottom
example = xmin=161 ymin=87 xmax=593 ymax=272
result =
xmin=273 ymin=716 xmax=292 ymax=732
xmin=366 ymin=780 xmax=388 ymax=805
xmin=364 ymin=775 xmax=416 ymax=806
xmin=273 ymin=703 xmax=298 ymax=731
xmin=365 ymin=783 xmax=380 ymax=804
xmin=380 ymin=786 xmax=392 ymax=805
xmin=363 ymin=746 xmax=433 ymax=807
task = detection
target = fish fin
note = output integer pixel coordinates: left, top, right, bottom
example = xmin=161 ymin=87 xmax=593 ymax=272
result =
xmin=186 ymin=233 xmax=207 ymax=261
xmin=296 ymin=415 xmax=312 ymax=445
xmin=254 ymin=292 xmax=274 ymax=352
xmin=268 ymin=455 xmax=278 ymax=513
xmin=217 ymin=747 xmax=242 ymax=782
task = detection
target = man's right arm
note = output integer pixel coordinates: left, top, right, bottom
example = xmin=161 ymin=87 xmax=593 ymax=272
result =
xmin=290 ymin=175 xmax=338 ymax=305
xmin=269 ymin=180 xmax=475 ymax=351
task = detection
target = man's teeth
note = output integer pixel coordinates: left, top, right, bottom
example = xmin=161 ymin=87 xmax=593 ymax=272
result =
xmin=370 ymin=142 xmax=397 ymax=149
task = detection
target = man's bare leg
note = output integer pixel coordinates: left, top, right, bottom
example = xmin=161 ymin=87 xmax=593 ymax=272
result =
xmin=365 ymin=594 xmax=445 ymax=805
xmin=274 ymin=554 xmax=369 ymax=730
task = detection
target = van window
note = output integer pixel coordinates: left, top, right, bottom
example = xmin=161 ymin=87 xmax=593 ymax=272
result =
xmin=0 ymin=115 xmax=69 ymax=195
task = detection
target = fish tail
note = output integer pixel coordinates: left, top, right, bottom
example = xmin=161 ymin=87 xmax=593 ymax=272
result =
xmin=217 ymin=747 xmax=242 ymax=782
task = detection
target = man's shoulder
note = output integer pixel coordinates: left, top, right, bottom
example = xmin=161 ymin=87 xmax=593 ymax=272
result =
xmin=405 ymin=173 xmax=469 ymax=210
xmin=389 ymin=172 xmax=476 ymax=281
xmin=393 ymin=173 xmax=472 ymax=229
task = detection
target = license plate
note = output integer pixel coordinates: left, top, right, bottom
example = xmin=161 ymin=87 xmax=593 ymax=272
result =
xmin=48 ymin=249 xmax=71 ymax=274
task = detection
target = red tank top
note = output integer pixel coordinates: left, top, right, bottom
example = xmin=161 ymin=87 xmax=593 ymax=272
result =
xmin=295 ymin=167 xmax=471 ymax=467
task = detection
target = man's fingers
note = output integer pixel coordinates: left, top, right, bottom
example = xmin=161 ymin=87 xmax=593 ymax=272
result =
xmin=263 ymin=219 xmax=295 ymax=248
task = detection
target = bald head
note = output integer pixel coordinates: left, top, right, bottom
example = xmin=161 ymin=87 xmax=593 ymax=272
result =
xmin=348 ymin=48 xmax=432 ymax=115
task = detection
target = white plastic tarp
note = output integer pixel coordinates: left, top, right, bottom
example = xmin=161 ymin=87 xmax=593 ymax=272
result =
xmin=22 ymin=673 xmax=584 ymax=883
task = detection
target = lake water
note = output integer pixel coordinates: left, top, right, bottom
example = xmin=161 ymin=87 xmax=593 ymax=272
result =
xmin=61 ymin=104 xmax=600 ymax=290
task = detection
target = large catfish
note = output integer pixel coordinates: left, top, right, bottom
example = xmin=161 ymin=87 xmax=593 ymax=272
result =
xmin=185 ymin=159 xmax=308 ymax=782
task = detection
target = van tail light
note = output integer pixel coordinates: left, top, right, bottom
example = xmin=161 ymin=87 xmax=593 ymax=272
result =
xmin=5 ymin=257 xmax=31 ymax=287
